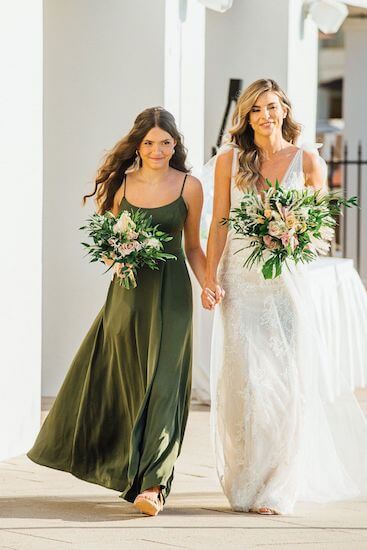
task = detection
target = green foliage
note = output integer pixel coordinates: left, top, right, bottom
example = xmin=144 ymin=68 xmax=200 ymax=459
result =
xmin=223 ymin=184 xmax=358 ymax=280
xmin=80 ymin=208 xmax=177 ymax=289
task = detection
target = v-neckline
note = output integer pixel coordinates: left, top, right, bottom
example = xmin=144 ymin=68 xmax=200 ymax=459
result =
xmin=260 ymin=147 xmax=301 ymax=187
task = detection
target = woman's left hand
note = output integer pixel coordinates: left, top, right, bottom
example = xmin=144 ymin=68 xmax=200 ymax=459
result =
xmin=201 ymin=287 xmax=217 ymax=310
xmin=201 ymin=285 xmax=225 ymax=309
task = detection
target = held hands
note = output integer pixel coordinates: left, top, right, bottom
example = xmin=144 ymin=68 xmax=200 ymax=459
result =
xmin=201 ymin=281 xmax=225 ymax=310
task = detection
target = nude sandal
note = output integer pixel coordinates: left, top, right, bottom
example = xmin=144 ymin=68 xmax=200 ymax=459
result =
xmin=250 ymin=507 xmax=279 ymax=515
xmin=133 ymin=492 xmax=164 ymax=516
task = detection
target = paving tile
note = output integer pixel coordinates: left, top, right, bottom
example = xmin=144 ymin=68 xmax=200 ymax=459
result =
xmin=0 ymin=393 xmax=366 ymax=549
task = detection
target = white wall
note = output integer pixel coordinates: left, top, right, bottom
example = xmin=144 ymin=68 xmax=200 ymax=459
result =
xmin=43 ymin=0 xmax=165 ymax=395
xmin=0 ymin=1 xmax=42 ymax=459
xmin=204 ymin=0 xmax=318 ymax=161
xmin=343 ymin=18 xmax=367 ymax=282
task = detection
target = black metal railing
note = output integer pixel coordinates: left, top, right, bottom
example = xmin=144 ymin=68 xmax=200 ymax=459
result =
xmin=326 ymin=142 xmax=367 ymax=272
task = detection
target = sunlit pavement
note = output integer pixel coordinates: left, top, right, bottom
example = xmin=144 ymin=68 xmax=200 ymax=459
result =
xmin=0 ymin=391 xmax=366 ymax=550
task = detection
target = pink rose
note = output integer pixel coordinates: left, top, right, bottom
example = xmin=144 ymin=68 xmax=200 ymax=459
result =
xmin=290 ymin=234 xmax=299 ymax=251
xmin=280 ymin=232 xmax=290 ymax=246
xmin=263 ymin=235 xmax=280 ymax=250
xmin=118 ymin=242 xmax=136 ymax=257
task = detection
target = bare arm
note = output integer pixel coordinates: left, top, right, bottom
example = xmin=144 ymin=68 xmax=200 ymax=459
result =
xmin=303 ymin=150 xmax=325 ymax=190
xmin=99 ymin=184 xmax=124 ymax=267
xmin=204 ymin=149 xmax=233 ymax=295
xmin=182 ymin=175 xmax=207 ymax=289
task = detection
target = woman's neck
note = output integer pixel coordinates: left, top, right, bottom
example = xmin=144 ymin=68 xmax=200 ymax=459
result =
xmin=254 ymin=133 xmax=288 ymax=159
xmin=138 ymin=165 xmax=170 ymax=185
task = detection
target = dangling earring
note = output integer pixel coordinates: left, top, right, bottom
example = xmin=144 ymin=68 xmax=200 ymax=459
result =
xmin=133 ymin=150 xmax=141 ymax=171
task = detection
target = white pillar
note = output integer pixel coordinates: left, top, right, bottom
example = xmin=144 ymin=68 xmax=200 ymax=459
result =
xmin=343 ymin=18 xmax=367 ymax=282
xmin=165 ymin=0 xmax=207 ymax=401
xmin=165 ymin=0 xmax=206 ymax=172
xmin=0 ymin=1 xmax=42 ymax=459
xmin=205 ymin=0 xmax=318 ymax=160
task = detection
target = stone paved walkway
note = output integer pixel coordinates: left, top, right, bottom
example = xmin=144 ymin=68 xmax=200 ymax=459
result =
xmin=0 ymin=391 xmax=366 ymax=549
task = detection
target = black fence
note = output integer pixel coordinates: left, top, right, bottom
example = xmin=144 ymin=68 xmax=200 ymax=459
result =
xmin=326 ymin=143 xmax=367 ymax=272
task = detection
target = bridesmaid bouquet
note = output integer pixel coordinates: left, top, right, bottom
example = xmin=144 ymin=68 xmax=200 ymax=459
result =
xmin=223 ymin=181 xmax=357 ymax=280
xmin=80 ymin=210 xmax=176 ymax=289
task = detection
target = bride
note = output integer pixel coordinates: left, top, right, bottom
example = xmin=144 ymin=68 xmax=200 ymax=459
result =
xmin=202 ymin=78 xmax=367 ymax=515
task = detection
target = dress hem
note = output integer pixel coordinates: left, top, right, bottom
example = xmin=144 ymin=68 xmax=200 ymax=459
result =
xmin=26 ymin=452 xmax=130 ymax=499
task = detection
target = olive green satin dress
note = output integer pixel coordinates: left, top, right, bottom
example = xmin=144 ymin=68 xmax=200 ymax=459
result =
xmin=27 ymin=177 xmax=192 ymax=503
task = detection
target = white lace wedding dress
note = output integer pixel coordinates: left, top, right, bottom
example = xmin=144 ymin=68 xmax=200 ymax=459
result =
xmin=211 ymin=146 xmax=367 ymax=514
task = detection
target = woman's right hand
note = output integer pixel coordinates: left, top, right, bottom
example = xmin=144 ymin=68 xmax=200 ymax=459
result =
xmin=201 ymin=279 xmax=225 ymax=310
xmin=102 ymin=255 xmax=114 ymax=268
xmin=201 ymin=287 xmax=216 ymax=310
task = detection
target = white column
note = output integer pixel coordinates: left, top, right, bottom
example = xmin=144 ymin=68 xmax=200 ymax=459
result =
xmin=287 ymin=0 xmax=319 ymax=142
xmin=0 ymin=1 xmax=42 ymax=459
xmin=165 ymin=0 xmax=206 ymax=172
xmin=343 ymin=18 xmax=367 ymax=282
xmin=205 ymin=0 xmax=318 ymax=159
xmin=165 ymin=0 xmax=207 ymax=401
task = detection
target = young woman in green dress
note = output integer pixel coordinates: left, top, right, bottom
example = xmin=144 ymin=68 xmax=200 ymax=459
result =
xmin=27 ymin=107 xmax=215 ymax=516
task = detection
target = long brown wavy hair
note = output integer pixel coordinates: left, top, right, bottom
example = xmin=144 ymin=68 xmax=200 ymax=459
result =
xmin=228 ymin=79 xmax=302 ymax=190
xmin=83 ymin=107 xmax=189 ymax=214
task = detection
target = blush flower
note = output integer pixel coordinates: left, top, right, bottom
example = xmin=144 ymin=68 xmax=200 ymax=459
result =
xmin=118 ymin=242 xmax=136 ymax=257
xmin=280 ymin=232 xmax=290 ymax=246
xmin=268 ymin=220 xmax=286 ymax=237
xmin=263 ymin=235 xmax=280 ymax=250
xmin=264 ymin=209 xmax=273 ymax=219
xmin=113 ymin=212 xmax=136 ymax=234
xmin=285 ymin=213 xmax=298 ymax=229
xmin=144 ymin=237 xmax=161 ymax=250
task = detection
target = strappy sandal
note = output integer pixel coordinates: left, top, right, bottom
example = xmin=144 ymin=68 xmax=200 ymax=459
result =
xmin=133 ymin=491 xmax=164 ymax=516
xmin=250 ymin=507 xmax=279 ymax=515
xmin=257 ymin=507 xmax=278 ymax=515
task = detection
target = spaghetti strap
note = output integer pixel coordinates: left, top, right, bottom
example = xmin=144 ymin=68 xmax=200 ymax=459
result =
xmin=122 ymin=174 xmax=127 ymax=198
xmin=180 ymin=173 xmax=188 ymax=196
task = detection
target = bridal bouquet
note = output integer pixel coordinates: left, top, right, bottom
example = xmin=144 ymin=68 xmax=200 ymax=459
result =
xmin=223 ymin=181 xmax=357 ymax=280
xmin=80 ymin=210 xmax=176 ymax=289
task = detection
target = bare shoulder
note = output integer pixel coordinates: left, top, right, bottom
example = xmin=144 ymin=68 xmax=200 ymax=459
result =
xmin=184 ymin=174 xmax=202 ymax=191
xmin=215 ymin=148 xmax=235 ymax=184
xmin=216 ymin=148 xmax=234 ymax=169
xmin=302 ymin=149 xmax=320 ymax=172
xmin=182 ymin=174 xmax=203 ymax=200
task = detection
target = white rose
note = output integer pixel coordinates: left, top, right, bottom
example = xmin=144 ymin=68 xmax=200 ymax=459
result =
xmin=299 ymin=207 xmax=309 ymax=220
xmin=144 ymin=237 xmax=161 ymax=250
xmin=246 ymin=205 xmax=258 ymax=217
xmin=113 ymin=212 xmax=136 ymax=234
xmin=268 ymin=220 xmax=286 ymax=238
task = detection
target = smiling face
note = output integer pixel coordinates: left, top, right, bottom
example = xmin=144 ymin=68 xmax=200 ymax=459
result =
xmin=138 ymin=126 xmax=176 ymax=170
xmin=248 ymin=91 xmax=287 ymax=138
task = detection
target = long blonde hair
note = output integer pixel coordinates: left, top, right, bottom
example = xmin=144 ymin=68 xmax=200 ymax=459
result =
xmin=228 ymin=79 xmax=301 ymax=190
